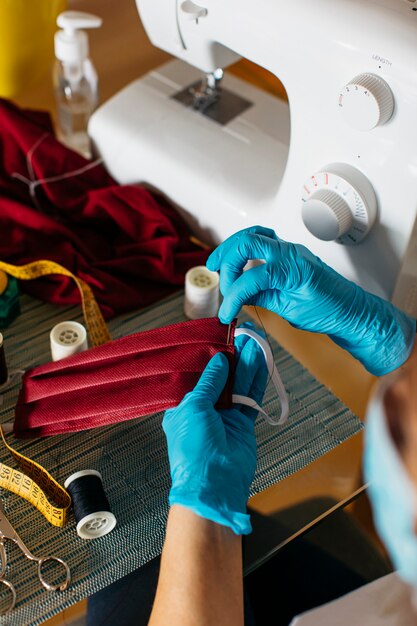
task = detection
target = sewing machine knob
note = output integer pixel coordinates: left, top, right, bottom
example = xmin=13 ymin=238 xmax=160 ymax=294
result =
xmin=302 ymin=190 xmax=353 ymax=241
xmin=180 ymin=0 xmax=208 ymax=20
xmin=339 ymin=73 xmax=394 ymax=131
xmin=301 ymin=164 xmax=377 ymax=244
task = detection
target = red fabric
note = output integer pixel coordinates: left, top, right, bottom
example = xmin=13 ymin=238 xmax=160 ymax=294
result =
xmin=0 ymin=99 xmax=209 ymax=318
xmin=14 ymin=317 xmax=236 ymax=438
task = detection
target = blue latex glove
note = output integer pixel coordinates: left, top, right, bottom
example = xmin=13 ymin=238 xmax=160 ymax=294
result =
xmin=162 ymin=326 xmax=267 ymax=535
xmin=207 ymin=226 xmax=416 ymax=376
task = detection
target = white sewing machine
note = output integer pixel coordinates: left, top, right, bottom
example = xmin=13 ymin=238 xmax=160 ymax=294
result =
xmin=89 ymin=0 xmax=417 ymax=315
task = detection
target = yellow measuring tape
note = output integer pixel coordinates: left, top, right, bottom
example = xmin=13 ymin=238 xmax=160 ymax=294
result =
xmin=0 ymin=259 xmax=112 ymax=524
xmin=0 ymin=259 xmax=111 ymax=346
xmin=0 ymin=428 xmax=71 ymax=526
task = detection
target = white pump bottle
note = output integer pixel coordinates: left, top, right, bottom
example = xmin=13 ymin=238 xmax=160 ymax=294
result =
xmin=53 ymin=11 xmax=102 ymax=156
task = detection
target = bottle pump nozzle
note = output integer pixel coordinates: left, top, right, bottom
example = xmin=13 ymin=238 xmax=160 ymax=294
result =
xmin=55 ymin=11 xmax=102 ymax=64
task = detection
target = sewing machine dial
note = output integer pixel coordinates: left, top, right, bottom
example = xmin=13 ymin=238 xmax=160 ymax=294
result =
xmin=301 ymin=164 xmax=377 ymax=245
xmin=339 ymin=73 xmax=394 ymax=131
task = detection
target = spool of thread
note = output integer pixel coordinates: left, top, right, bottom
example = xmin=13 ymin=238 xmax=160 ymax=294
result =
xmin=184 ymin=266 xmax=220 ymax=320
xmin=50 ymin=321 xmax=88 ymax=362
xmin=0 ymin=333 xmax=8 ymax=387
xmin=64 ymin=470 xmax=116 ymax=540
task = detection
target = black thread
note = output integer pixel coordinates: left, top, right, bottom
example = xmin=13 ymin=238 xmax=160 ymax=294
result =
xmin=66 ymin=474 xmax=111 ymax=525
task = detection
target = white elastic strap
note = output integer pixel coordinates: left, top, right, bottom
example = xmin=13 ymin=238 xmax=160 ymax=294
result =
xmin=233 ymin=328 xmax=289 ymax=426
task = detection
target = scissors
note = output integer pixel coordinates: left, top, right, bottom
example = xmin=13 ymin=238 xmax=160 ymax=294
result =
xmin=0 ymin=500 xmax=71 ymax=614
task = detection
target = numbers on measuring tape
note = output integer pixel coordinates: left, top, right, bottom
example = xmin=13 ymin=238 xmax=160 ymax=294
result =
xmin=0 ymin=429 xmax=71 ymax=527
xmin=0 ymin=259 xmax=111 ymax=346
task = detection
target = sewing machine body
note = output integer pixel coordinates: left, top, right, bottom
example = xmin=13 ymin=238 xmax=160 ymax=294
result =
xmin=89 ymin=0 xmax=417 ymax=314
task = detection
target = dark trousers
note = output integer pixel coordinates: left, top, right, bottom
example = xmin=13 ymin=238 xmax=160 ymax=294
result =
xmin=87 ymin=507 xmax=391 ymax=626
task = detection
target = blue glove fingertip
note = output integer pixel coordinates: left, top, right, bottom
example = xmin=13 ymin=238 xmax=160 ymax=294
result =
xmin=193 ymin=352 xmax=229 ymax=403
xmin=206 ymin=253 xmax=218 ymax=272
xmin=218 ymin=302 xmax=234 ymax=325
xmin=210 ymin=351 xmax=228 ymax=367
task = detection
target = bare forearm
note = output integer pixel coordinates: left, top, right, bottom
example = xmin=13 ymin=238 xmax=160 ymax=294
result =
xmin=148 ymin=505 xmax=244 ymax=626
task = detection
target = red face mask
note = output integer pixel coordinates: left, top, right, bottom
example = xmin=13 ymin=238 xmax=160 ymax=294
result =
xmin=14 ymin=317 xmax=236 ymax=438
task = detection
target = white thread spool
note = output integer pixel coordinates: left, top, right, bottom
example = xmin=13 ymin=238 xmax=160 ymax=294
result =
xmin=184 ymin=266 xmax=220 ymax=319
xmin=50 ymin=321 xmax=88 ymax=362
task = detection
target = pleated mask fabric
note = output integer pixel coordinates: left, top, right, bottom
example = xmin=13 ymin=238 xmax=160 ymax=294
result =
xmin=14 ymin=317 xmax=236 ymax=438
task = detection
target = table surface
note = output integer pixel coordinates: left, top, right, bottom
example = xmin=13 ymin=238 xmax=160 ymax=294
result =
xmin=13 ymin=0 xmax=375 ymax=622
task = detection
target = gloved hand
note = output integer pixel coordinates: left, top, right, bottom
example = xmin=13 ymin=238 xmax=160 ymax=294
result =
xmin=162 ymin=325 xmax=267 ymax=535
xmin=207 ymin=225 xmax=416 ymax=376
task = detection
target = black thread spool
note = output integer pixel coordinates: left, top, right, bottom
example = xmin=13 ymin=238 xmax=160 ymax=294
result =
xmin=64 ymin=470 xmax=116 ymax=539
xmin=0 ymin=333 xmax=8 ymax=387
